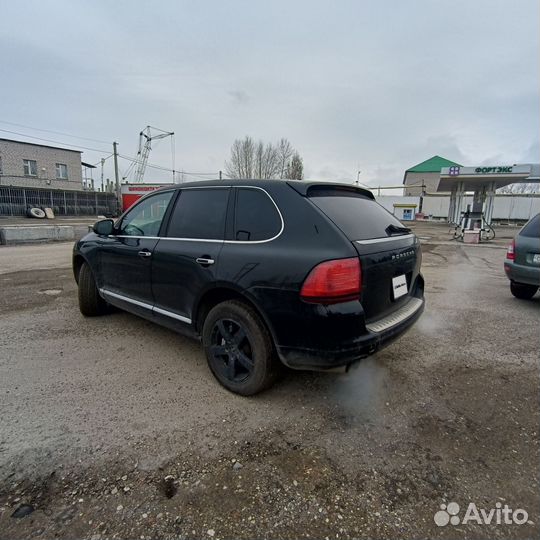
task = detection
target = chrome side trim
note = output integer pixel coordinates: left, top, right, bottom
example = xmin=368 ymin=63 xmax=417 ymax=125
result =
xmin=355 ymin=234 xmax=414 ymax=245
xmin=113 ymin=235 xmax=160 ymax=240
xmin=99 ymin=288 xmax=192 ymax=324
xmin=160 ymin=237 xmax=223 ymax=243
xmin=108 ymin=186 xmax=284 ymax=245
xmin=99 ymin=289 xmax=154 ymax=310
xmin=366 ymin=297 xmax=423 ymax=334
xmin=153 ymin=306 xmax=192 ymax=324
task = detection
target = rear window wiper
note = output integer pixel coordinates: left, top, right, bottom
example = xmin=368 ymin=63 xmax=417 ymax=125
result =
xmin=386 ymin=224 xmax=411 ymax=236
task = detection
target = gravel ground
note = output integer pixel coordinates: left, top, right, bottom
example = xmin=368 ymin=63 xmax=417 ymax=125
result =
xmin=0 ymin=223 xmax=538 ymax=539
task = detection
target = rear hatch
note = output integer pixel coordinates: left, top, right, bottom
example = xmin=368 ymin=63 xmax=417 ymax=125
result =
xmin=306 ymin=185 xmax=422 ymax=322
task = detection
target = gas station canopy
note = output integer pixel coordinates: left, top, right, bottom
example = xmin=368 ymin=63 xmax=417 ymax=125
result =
xmin=436 ymin=163 xmax=539 ymax=226
xmin=437 ymin=164 xmax=535 ymax=192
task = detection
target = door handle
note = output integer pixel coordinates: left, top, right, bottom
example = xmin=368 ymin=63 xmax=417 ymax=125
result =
xmin=196 ymin=257 xmax=215 ymax=266
xmin=138 ymin=249 xmax=152 ymax=258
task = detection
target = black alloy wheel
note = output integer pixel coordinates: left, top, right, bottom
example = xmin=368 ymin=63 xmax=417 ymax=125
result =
xmin=202 ymin=300 xmax=278 ymax=395
xmin=210 ymin=318 xmax=254 ymax=383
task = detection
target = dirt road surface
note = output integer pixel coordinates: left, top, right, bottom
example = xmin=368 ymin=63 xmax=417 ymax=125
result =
xmin=0 ymin=223 xmax=538 ymax=539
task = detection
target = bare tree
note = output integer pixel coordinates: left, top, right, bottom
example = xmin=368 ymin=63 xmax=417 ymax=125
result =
xmin=225 ymin=136 xmax=256 ymax=179
xmin=276 ymin=138 xmax=294 ymax=179
xmin=225 ymin=136 xmax=303 ymax=179
xmin=262 ymin=142 xmax=281 ymax=179
xmin=287 ymin=152 xmax=304 ymax=180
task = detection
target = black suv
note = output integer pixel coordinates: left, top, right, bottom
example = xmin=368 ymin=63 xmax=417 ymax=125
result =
xmin=73 ymin=180 xmax=424 ymax=395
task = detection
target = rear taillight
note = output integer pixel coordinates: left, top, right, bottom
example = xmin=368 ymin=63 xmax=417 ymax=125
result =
xmin=300 ymin=257 xmax=361 ymax=304
xmin=506 ymin=239 xmax=515 ymax=260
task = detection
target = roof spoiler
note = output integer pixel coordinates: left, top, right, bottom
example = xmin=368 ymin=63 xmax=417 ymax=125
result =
xmin=286 ymin=181 xmax=375 ymax=200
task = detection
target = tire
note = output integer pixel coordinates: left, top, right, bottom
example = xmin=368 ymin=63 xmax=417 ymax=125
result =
xmin=481 ymin=226 xmax=495 ymax=241
xmin=202 ymin=300 xmax=279 ymax=395
xmin=510 ymin=282 xmax=538 ymax=300
xmin=27 ymin=207 xmax=46 ymax=219
xmin=78 ymin=262 xmax=108 ymax=316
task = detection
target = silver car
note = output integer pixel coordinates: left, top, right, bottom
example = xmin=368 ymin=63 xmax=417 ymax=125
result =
xmin=504 ymin=213 xmax=540 ymax=299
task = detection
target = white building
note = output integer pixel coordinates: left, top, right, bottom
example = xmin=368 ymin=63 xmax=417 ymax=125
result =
xmin=375 ymin=196 xmax=420 ymax=221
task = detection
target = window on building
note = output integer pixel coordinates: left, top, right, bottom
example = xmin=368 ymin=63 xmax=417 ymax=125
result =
xmin=234 ymin=187 xmax=282 ymax=241
xmin=23 ymin=159 xmax=37 ymax=177
xmin=56 ymin=163 xmax=68 ymax=180
xmin=167 ymin=188 xmax=230 ymax=239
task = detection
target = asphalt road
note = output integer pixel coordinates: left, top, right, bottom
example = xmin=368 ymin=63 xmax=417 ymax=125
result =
xmin=0 ymin=242 xmax=73 ymax=274
xmin=0 ymin=225 xmax=538 ymax=540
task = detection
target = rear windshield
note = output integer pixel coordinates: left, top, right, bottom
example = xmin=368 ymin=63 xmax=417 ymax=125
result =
xmin=309 ymin=190 xmax=406 ymax=241
xmin=520 ymin=214 xmax=540 ymax=238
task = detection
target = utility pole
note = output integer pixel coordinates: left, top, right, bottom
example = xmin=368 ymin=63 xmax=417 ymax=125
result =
xmin=219 ymin=170 xmax=222 ymax=180
xmin=113 ymin=142 xmax=121 ymax=212
xmin=419 ymin=181 xmax=426 ymax=213
xmin=100 ymin=158 xmax=105 ymax=192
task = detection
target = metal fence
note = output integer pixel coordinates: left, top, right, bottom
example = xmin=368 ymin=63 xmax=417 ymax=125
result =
xmin=0 ymin=186 xmax=118 ymax=217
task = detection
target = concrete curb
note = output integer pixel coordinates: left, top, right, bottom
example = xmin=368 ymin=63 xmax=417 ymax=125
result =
xmin=0 ymin=225 xmax=89 ymax=245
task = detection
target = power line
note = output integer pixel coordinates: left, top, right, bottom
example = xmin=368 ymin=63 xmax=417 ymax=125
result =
xmin=183 ymin=173 xmax=218 ymax=180
xmin=118 ymin=153 xmax=218 ymax=178
xmin=0 ymin=120 xmax=111 ymax=145
xmin=0 ymin=128 xmax=110 ymax=153
xmin=90 ymin=154 xmax=114 ymax=168
xmin=118 ymin=154 xmax=173 ymax=173
xmin=0 ymin=123 xmax=219 ymax=181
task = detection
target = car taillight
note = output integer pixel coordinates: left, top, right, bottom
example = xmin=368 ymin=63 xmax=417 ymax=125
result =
xmin=506 ymin=239 xmax=515 ymax=260
xmin=300 ymin=257 xmax=361 ymax=304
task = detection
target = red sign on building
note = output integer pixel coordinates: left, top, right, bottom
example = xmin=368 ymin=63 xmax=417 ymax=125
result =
xmin=120 ymin=183 xmax=167 ymax=211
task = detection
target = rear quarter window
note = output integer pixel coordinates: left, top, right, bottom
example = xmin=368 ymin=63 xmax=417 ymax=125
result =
xmin=520 ymin=214 xmax=540 ymax=238
xmin=234 ymin=187 xmax=282 ymax=241
xmin=308 ymin=189 xmax=406 ymax=241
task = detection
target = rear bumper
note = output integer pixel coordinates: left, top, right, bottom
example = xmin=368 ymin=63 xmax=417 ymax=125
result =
xmin=504 ymin=260 xmax=540 ymax=287
xmin=277 ymin=294 xmax=425 ymax=370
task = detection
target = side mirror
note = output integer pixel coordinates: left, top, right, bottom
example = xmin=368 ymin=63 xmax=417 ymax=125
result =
xmin=93 ymin=219 xmax=114 ymax=236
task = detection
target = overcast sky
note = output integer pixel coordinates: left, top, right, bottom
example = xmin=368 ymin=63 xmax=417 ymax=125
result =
xmin=0 ymin=0 xmax=538 ymax=187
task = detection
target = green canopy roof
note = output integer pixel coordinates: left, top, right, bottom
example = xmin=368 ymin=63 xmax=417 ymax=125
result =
xmin=406 ymin=155 xmax=462 ymax=174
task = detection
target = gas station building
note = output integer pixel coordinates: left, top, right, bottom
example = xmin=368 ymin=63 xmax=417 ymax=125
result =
xmin=403 ymin=156 xmax=462 ymax=196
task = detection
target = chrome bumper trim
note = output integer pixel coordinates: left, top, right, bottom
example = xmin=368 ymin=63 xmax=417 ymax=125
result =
xmin=366 ymin=297 xmax=423 ymax=334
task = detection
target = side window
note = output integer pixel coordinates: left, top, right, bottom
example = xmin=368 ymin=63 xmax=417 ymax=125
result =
xmin=234 ymin=188 xmax=282 ymax=241
xmin=166 ymin=188 xmax=229 ymax=239
xmin=119 ymin=190 xmax=174 ymax=236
